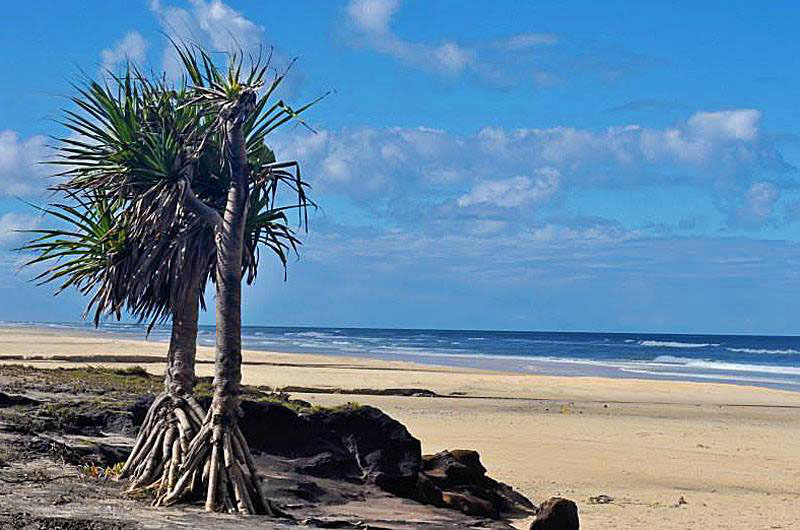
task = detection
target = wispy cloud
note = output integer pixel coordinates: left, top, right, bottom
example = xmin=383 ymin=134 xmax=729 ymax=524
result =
xmin=0 ymin=130 xmax=49 ymax=197
xmin=345 ymin=0 xmax=476 ymax=75
xmin=343 ymin=0 xmax=655 ymax=88
xmin=344 ymin=0 xmax=560 ymax=82
xmin=606 ymin=99 xmax=688 ymax=113
xmin=499 ymin=33 xmax=559 ymax=50
xmin=0 ymin=212 xmax=40 ymax=246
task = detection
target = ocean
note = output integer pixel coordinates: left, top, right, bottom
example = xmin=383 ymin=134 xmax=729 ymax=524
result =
xmin=11 ymin=322 xmax=800 ymax=392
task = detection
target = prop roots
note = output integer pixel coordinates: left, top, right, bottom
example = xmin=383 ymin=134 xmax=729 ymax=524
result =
xmin=159 ymin=415 xmax=270 ymax=515
xmin=119 ymin=392 xmax=206 ymax=504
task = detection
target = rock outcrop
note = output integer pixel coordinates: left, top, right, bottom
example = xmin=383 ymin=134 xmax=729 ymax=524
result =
xmin=239 ymin=402 xmax=534 ymax=519
xmin=529 ymin=497 xmax=579 ymax=530
xmin=416 ymin=449 xmax=536 ymax=518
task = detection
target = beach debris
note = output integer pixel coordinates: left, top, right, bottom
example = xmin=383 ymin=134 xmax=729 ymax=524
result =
xmin=675 ymin=495 xmax=688 ymax=507
xmin=588 ymin=494 xmax=614 ymax=504
xmin=529 ymin=497 xmax=579 ymax=530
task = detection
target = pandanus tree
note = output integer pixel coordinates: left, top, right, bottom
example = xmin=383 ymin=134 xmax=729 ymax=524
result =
xmin=23 ymin=45 xmax=317 ymax=513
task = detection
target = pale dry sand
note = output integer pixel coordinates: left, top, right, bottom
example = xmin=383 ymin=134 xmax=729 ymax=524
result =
xmin=1 ymin=326 xmax=799 ymax=529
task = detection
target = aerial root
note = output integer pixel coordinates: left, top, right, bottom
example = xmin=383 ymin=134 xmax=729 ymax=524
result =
xmin=158 ymin=417 xmax=270 ymax=515
xmin=119 ymin=392 xmax=206 ymax=502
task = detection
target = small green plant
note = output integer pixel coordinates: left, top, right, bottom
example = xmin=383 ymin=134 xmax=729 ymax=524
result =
xmin=112 ymin=366 xmax=150 ymax=378
xmin=308 ymin=401 xmax=362 ymax=414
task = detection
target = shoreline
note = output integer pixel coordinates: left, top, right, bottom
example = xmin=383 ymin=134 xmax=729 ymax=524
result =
xmin=2 ymin=323 xmax=800 ymax=409
xmin=2 ymin=322 xmax=800 ymax=398
xmin=2 ymin=325 xmax=800 ymax=528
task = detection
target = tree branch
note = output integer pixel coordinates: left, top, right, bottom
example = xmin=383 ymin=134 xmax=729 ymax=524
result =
xmin=180 ymin=179 xmax=222 ymax=228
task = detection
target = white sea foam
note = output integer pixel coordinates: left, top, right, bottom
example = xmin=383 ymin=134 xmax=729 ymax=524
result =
xmin=285 ymin=331 xmax=337 ymax=339
xmin=619 ymin=368 xmax=800 ymax=386
xmin=653 ymin=355 xmax=696 ymax=364
xmin=661 ymin=360 xmax=800 ymax=376
xmin=639 ymin=340 xmax=719 ymax=348
xmin=726 ymin=347 xmax=800 ymax=355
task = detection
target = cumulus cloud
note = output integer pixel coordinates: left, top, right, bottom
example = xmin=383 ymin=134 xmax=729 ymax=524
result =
xmin=0 ymin=130 xmax=49 ymax=197
xmin=732 ymin=181 xmax=780 ymax=228
xmin=346 ymin=0 xmax=399 ymax=34
xmin=100 ymin=31 xmax=148 ymax=74
xmin=149 ymin=0 xmax=282 ymax=78
xmin=687 ymin=109 xmax=760 ymax=141
xmin=273 ymin=109 xmax=790 ymax=230
xmin=457 ymin=169 xmax=560 ymax=208
xmin=0 ymin=213 xmax=40 ymax=246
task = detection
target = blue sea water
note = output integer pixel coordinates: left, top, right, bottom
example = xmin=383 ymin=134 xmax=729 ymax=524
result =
xmin=8 ymin=322 xmax=800 ymax=392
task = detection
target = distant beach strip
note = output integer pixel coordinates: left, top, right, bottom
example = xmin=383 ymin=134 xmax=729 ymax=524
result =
xmin=4 ymin=322 xmax=800 ymax=392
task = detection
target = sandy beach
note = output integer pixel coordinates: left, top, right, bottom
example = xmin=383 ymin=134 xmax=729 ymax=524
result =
xmin=1 ymin=325 xmax=799 ymax=529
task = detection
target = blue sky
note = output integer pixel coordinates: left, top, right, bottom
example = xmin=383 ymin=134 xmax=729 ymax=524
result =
xmin=1 ymin=0 xmax=799 ymax=334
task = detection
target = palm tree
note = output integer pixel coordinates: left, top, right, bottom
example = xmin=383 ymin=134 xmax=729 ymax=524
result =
xmin=152 ymin=46 xmax=320 ymax=514
xmin=24 ymin=47 xmax=316 ymax=512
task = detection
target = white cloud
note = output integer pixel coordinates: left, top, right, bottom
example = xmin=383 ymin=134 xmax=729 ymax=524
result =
xmin=0 ymin=130 xmax=49 ymax=197
xmin=0 ymin=213 xmax=40 ymax=246
xmin=277 ymin=108 xmax=780 ymax=191
xmin=150 ymin=0 xmax=270 ymax=78
xmin=638 ymin=109 xmax=763 ymax=166
xmin=733 ymin=181 xmax=780 ymax=228
xmin=528 ymin=222 xmax=638 ymax=243
xmin=345 ymin=0 xmax=475 ymax=75
xmin=342 ymin=1 xmax=650 ymax=88
xmin=501 ymin=33 xmax=558 ymax=50
xmin=346 ymin=0 xmax=399 ymax=34
xmin=186 ymin=0 xmax=263 ymax=51
xmin=457 ymin=169 xmax=561 ymax=208
xmin=433 ymin=42 xmax=474 ymax=74
xmin=687 ymin=109 xmax=760 ymax=142
xmin=100 ymin=31 xmax=148 ymax=74
xmin=273 ymin=108 xmax=789 ymax=229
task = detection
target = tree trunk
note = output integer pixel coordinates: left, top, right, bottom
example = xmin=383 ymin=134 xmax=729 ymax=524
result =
xmin=162 ymin=96 xmax=270 ymax=514
xmin=211 ymin=115 xmax=249 ymax=430
xmin=165 ymin=281 xmax=199 ymax=396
